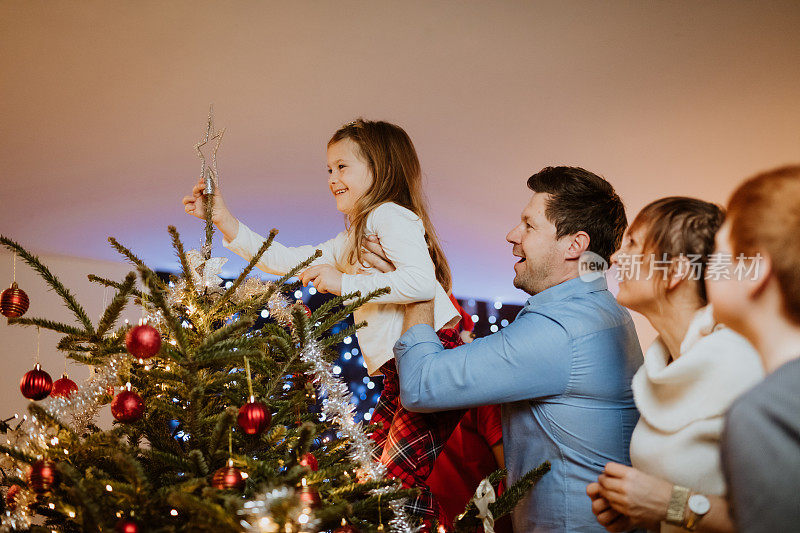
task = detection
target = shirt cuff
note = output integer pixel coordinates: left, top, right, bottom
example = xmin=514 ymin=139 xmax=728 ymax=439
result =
xmin=340 ymin=273 xmax=357 ymax=297
xmin=393 ymin=323 xmax=440 ymax=358
xmin=221 ymin=221 xmax=246 ymax=251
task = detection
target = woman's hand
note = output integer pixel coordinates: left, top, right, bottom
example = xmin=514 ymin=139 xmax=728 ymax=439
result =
xmin=597 ymin=462 xmax=670 ymax=531
xmin=182 ymin=177 xmax=239 ymax=241
xmin=587 ymin=482 xmax=636 ymax=532
xmin=298 ymin=264 xmax=342 ymax=295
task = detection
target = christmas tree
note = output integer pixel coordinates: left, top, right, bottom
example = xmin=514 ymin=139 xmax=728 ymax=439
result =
xmin=0 ymin=114 xmax=548 ymax=533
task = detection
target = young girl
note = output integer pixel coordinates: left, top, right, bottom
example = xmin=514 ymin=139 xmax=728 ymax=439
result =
xmin=182 ymin=119 xmax=463 ymax=526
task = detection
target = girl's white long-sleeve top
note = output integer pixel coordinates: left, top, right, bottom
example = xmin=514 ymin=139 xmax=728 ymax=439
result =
xmin=223 ymin=202 xmax=459 ymax=375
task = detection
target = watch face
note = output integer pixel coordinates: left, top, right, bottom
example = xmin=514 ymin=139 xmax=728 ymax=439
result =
xmin=688 ymin=494 xmax=711 ymax=515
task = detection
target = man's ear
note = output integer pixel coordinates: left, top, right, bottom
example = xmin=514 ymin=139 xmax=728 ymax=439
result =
xmin=564 ymin=231 xmax=591 ymax=260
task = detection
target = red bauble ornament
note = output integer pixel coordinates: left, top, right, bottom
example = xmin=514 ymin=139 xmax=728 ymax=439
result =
xmin=115 ymin=519 xmax=140 ymax=533
xmin=20 ymin=364 xmax=53 ymax=400
xmin=111 ymin=387 xmax=144 ymax=423
xmin=51 ymin=374 xmax=78 ymax=398
xmin=1 ymin=282 xmax=29 ymax=318
xmin=125 ymin=324 xmax=162 ymax=359
xmin=301 ymin=303 xmax=312 ymax=317
xmin=28 ymin=459 xmax=59 ymax=494
xmin=5 ymin=484 xmax=21 ymax=511
xmin=299 ymin=452 xmax=318 ymax=471
xmin=237 ymin=399 xmax=271 ymax=435
xmin=298 ymin=481 xmax=321 ymax=508
xmin=211 ymin=461 xmax=246 ymax=490
xmin=333 ymin=519 xmax=360 ymax=533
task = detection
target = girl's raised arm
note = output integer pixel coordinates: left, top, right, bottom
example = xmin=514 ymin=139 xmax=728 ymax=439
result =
xmin=182 ymin=177 xmax=239 ymax=241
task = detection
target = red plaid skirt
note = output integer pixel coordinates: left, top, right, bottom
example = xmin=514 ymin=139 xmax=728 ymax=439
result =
xmin=370 ymin=327 xmax=467 ymax=528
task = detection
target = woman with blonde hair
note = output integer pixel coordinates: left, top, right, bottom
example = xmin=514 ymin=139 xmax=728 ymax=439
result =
xmin=587 ymin=197 xmax=763 ymax=532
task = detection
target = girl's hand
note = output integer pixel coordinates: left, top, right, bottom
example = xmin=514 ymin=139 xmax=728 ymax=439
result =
xmin=597 ymin=462 xmax=670 ymax=531
xmin=182 ymin=177 xmax=239 ymax=241
xmin=298 ymin=264 xmax=342 ymax=295
xmin=587 ymin=482 xmax=635 ymax=532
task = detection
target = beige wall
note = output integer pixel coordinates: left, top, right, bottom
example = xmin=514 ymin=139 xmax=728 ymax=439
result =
xmin=2 ymin=1 xmax=798 ymax=305
xmin=0 ymin=251 xmax=140 ymax=426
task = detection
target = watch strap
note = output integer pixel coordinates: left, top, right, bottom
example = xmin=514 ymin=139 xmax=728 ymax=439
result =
xmin=666 ymin=485 xmax=690 ymax=525
xmin=685 ymin=511 xmax=701 ymax=531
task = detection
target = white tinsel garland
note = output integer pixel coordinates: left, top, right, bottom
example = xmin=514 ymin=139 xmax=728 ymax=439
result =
xmin=299 ymin=342 xmax=417 ymax=533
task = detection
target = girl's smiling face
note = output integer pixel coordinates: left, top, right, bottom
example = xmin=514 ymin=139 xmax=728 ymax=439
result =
xmin=327 ymin=138 xmax=374 ymax=217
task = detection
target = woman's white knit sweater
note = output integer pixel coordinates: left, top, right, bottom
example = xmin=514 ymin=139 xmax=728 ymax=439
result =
xmin=630 ymin=305 xmax=763 ymax=532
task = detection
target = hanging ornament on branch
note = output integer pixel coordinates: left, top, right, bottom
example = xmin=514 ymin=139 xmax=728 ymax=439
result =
xmin=28 ymin=459 xmax=59 ymax=494
xmin=21 ymin=330 xmax=51 ymax=400
xmin=1 ymin=254 xmax=29 ymax=318
xmin=237 ymin=358 xmax=271 ymax=435
xmin=1 ymin=283 xmax=28 ymax=319
xmin=111 ymin=382 xmax=144 ymax=423
xmin=4 ymin=485 xmax=22 ymax=511
xmin=20 ymin=363 xmax=52 ymax=401
xmin=125 ymin=322 xmax=162 ymax=359
xmin=51 ymin=373 xmax=78 ymax=398
xmin=333 ymin=519 xmax=361 ymax=533
xmin=299 ymin=452 xmax=318 ymax=472
xmin=212 ymin=432 xmax=246 ymax=490
xmin=114 ymin=519 xmax=140 ymax=533
xmin=212 ymin=459 xmax=246 ymax=491
xmin=297 ymin=477 xmax=321 ymax=508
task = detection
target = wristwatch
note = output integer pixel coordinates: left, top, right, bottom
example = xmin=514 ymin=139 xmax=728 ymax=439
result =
xmin=684 ymin=493 xmax=711 ymax=530
xmin=666 ymin=485 xmax=691 ymax=526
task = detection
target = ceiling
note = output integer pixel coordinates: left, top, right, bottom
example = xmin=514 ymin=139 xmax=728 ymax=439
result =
xmin=2 ymin=1 xmax=799 ymax=303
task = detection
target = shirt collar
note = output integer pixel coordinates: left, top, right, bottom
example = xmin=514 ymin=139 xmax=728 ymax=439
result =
xmin=523 ymin=275 xmax=608 ymax=309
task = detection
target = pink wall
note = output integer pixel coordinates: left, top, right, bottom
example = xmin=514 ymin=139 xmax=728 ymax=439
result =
xmin=2 ymin=1 xmax=798 ymax=305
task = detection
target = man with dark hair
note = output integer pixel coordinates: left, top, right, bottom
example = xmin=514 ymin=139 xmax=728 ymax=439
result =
xmin=363 ymin=166 xmax=643 ymax=532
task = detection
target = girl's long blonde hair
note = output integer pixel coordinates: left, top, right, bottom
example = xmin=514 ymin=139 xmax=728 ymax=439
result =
xmin=329 ymin=119 xmax=452 ymax=292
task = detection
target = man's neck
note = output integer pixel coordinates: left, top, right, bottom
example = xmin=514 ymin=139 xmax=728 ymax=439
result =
xmin=747 ymin=316 xmax=800 ymax=374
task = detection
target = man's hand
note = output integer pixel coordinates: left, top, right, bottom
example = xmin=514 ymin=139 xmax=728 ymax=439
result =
xmin=359 ymin=235 xmax=396 ymax=273
xmin=360 ymin=235 xmax=433 ymax=333
xmin=298 ymin=264 xmax=342 ymax=295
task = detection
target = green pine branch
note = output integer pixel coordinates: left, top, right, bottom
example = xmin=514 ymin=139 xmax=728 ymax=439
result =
xmin=196 ymin=316 xmax=256 ymax=352
xmin=454 ymin=461 xmax=551 ymax=531
xmin=1 ymin=235 xmax=94 ymax=333
xmin=168 ymin=225 xmax=198 ymax=296
xmin=96 ymin=272 xmax=136 ymax=337
xmin=87 ymin=274 xmax=144 ymax=300
xmin=107 ymin=236 xmax=168 ymax=294
xmin=138 ymin=267 xmax=189 ymax=354
xmin=273 ymin=249 xmax=323 ymax=288
xmin=209 ymin=228 xmax=278 ymax=314
xmin=8 ymin=316 xmax=85 ymax=336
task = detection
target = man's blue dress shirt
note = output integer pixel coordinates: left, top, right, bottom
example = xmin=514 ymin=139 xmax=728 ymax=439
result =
xmin=394 ymin=276 xmax=643 ymax=532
